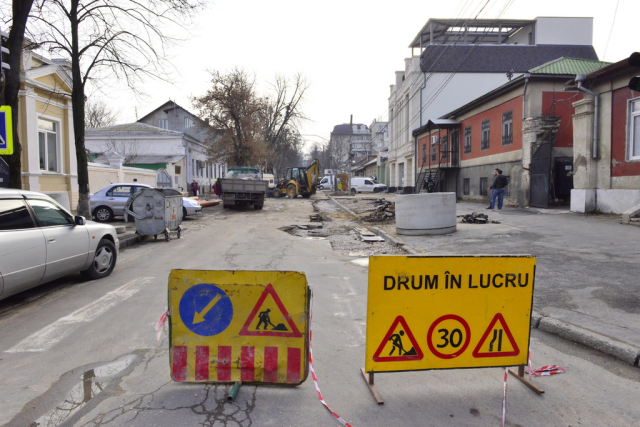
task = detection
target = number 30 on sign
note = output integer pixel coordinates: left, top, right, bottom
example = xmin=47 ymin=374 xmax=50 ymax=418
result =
xmin=365 ymin=255 xmax=535 ymax=372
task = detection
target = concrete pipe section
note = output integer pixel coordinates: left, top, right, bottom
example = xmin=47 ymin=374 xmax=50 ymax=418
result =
xmin=396 ymin=192 xmax=457 ymax=235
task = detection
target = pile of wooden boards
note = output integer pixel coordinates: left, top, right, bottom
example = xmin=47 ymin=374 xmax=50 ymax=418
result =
xmin=362 ymin=199 xmax=395 ymax=222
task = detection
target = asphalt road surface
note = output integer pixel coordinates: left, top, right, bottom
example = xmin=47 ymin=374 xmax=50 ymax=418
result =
xmin=1 ymin=197 xmax=638 ymax=427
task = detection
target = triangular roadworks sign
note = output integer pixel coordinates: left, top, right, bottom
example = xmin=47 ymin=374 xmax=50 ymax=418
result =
xmin=472 ymin=313 xmax=520 ymax=357
xmin=239 ymin=283 xmax=302 ymax=337
xmin=373 ymin=316 xmax=424 ymax=362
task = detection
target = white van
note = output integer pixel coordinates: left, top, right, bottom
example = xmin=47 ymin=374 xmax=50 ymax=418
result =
xmin=318 ymin=175 xmax=334 ymax=190
xmin=351 ymin=177 xmax=387 ymax=195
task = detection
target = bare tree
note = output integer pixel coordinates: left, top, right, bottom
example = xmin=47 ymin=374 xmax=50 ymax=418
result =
xmin=85 ymin=98 xmax=118 ymax=128
xmin=28 ymin=0 xmax=202 ymax=216
xmin=100 ymin=139 xmax=145 ymax=164
xmin=192 ymin=69 xmax=266 ymax=167
xmin=263 ymin=73 xmax=309 ymax=176
xmin=0 ymin=0 xmax=36 ymax=188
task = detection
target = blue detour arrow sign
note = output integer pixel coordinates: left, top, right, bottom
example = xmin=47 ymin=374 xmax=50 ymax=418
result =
xmin=178 ymin=283 xmax=233 ymax=336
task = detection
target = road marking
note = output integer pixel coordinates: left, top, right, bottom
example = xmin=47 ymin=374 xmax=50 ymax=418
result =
xmin=5 ymin=277 xmax=153 ymax=353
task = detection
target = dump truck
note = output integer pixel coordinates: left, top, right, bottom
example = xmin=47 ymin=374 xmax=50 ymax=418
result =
xmin=218 ymin=178 xmax=268 ymax=210
xmin=273 ymin=159 xmax=320 ymax=199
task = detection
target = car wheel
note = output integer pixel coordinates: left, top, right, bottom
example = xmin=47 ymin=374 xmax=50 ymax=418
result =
xmin=183 ymin=207 xmax=188 ymax=218
xmin=81 ymin=239 xmax=117 ymax=280
xmin=93 ymin=206 xmax=114 ymax=222
xmin=273 ymin=188 xmax=282 ymax=198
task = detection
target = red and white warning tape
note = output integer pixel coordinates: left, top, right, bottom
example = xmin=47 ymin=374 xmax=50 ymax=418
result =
xmin=309 ymin=287 xmax=354 ymax=427
xmin=501 ymin=367 xmax=508 ymax=427
xmin=526 ymin=351 xmax=565 ymax=376
xmin=156 ymin=310 xmax=169 ymax=341
xmin=526 ymin=365 xmax=565 ymax=376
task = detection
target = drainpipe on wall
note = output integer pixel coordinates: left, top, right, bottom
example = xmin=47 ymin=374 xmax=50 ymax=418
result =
xmin=565 ymin=74 xmax=599 ymax=159
xmin=522 ymin=72 xmax=530 ymax=120
xmin=414 ymin=135 xmax=418 ymax=192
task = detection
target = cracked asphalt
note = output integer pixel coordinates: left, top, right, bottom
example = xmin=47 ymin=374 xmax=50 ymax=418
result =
xmin=0 ymin=196 xmax=639 ymax=427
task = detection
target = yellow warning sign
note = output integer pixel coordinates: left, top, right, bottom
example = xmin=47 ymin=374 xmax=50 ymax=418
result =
xmin=365 ymin=256 xmax=535 ymax=373
xmin=169 ymin=270 xmax=309 ymax=384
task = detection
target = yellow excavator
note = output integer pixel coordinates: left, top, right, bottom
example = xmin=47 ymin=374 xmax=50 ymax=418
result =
xmin=273 ymin=159 xmax=319 ymax=199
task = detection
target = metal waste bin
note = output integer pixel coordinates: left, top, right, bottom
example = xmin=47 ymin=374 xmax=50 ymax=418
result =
xmin=124 ymin=188 xmax=183 ymax=241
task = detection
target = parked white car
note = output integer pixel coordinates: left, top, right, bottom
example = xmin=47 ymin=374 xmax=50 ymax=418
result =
xmin=90 ymin=183 xmax=201 ymax=222
xmin=350 ymin=177 xmax=387 ymax=195
xmin=0 ymin=189 xmax=119 ymax=301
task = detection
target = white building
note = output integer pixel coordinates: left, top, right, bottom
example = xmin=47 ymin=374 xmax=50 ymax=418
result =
xmin=370 ymin=119 xmax=389 ymax=153
xmin=85 ymin=123 xmax=223 ymax=193
xmin=387 ymin=17 xmax=599 ymax=193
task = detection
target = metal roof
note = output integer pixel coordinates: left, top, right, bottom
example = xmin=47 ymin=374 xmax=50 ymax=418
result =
xmin=412 ymin=119 xmax=461 ymax=137
xmin=92 ymin=154 xmax=185 ymax=165
xmin=420 ymin=44 xmax=599 ymax=73
xmin=529 ymin=57 xmax=611 ymax=75
xmin=85 ymin=122 xmax=183 ymax=136
xmin=409 ymin=18 xmax=536 ymax=48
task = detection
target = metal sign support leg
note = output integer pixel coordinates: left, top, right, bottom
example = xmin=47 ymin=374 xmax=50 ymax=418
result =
xmin=360 ymin=368 xmax=384 ymax=404
xmin=508 ymin=366 xmax=544 ymax=394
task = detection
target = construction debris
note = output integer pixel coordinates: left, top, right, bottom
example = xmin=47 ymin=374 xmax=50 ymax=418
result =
xmin=362 ymin=199 xmax=396 ymax=222
xmin=353 ymin=227 xmax=385 ymax=243
xmin=460 ymin=212 xmax=501 ymax=224
xmin=309 ymin=214 xmax=324 ymax=222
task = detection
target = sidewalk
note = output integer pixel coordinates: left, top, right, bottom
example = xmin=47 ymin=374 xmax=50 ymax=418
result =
xmin=329 ymin=193 xmax=640 ymax=365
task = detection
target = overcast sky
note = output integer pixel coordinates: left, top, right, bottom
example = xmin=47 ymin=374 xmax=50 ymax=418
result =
xmin=95 ymin=0 xmax=638 ymax=151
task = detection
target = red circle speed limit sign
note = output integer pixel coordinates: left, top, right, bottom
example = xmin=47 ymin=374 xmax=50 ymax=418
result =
xmin=427 ymin=314 xmax=471 ymax=359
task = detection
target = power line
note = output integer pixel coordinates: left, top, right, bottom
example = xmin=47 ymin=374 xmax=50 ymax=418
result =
xmin=603 ymin=0 xmax=620 ymax=61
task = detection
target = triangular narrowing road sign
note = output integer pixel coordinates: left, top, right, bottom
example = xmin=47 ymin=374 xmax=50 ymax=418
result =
xmin=373 ymin=316 xmax=424 ymax=362
xmin=472 ymin=313 xmax=519 ymax=357
xmin=239 ymin=283 xmax=302 ymax=337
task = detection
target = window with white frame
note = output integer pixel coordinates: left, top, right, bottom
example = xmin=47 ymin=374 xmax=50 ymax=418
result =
xmin=159 ymin=119 xmax=168 ymax=129
xmin=464 ymin=126 xmax=472 ymax=154
xmin=481 ymin=120 xmax=491 ymax=150
xmin=38 ymin=118 xmax=59 ymax=172
xmin=502 ymin=111 xmax=513 ymax=145
xmin=431 ymin=135 xmax=438 ymax=161
xmin=185 ymin=117 xmax=193 ymax=128
xmin=629 ymin=98 xmax=640 ymax=160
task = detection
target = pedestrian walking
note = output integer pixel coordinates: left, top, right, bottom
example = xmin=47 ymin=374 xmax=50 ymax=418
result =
xmin=487 ymin=169 xmax=508 ymax=211
xmin=190 ymin=180 xmax=199 ymax=197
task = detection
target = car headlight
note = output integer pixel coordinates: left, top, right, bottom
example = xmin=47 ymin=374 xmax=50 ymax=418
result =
xmin=184 ymin=198 xmax=200 ymax=207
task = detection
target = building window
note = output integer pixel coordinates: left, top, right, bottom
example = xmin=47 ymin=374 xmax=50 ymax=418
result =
xmin=431 ymin=135 xmax=438 ymax=162
xmin=422 ymin=143 xmax=427 ymax=164
xmin=502 ymin=111 xmax=513 ymax=145
xmin=464 ymin=126 xmax=472 ymax=154
xmin=481 ymin=120 xmax=490 ymax=150
xmin=185 ymin=117 xmax=193 ymax=128
xmin=175 ymin=165 xmax=181 ymax=175
xmin=629 ymin=98 xmax=640 ymax=160
xmin=451 ymin=130 xmax=459 ymax=152
xmin=159 ymin=119 xmax=168 ymax=129
xmin=463 ymin=178 xmax=470 ymax=195
xmin=441 ymin=135 xmax=448 ymax=160
xmin=480 ymin=177 xmax=488 ymax=196
xmin=38 ymin=119 xmax=59 ymax=172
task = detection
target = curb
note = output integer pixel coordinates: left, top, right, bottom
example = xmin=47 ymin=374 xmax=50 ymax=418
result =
xmin=328 ymin=196 xmax=359 ymax=217
xmin=531 ymin=311 xmax=639 ymax=367
xmin=118 ymin=234 xmax=141 ymax=250
xmin=367 ymin=226 xmax=421 ymax=255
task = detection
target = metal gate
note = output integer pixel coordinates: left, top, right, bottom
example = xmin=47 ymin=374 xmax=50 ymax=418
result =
xmin=530 ymin=142 xmax=552 ymax=208
xmin=156 ymin=169 xmax=172 ymax=188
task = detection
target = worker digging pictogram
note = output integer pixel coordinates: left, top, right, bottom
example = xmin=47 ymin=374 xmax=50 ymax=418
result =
xmin=372 ymin=316 xmax=423 ymax=362
xmin=256 ymin=308 xmax=289 ymax=331
xmin=239 ymin=283 xmax=302 ymax=337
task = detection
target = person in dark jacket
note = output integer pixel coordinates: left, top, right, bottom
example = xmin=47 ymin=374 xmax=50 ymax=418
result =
xmin=487 ymin=169 xmax=507 ymax=211
xmin=190 ymin=180 xmax=199 ymax=197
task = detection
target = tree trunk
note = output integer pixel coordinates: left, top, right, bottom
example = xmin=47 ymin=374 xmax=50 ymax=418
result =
xmin=0 ymin=0 xmax=35 ymax=189
xmin=70 ymin=0 xmax=91 ymax=217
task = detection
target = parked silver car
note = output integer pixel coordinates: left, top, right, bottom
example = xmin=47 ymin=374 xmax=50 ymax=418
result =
xmin=0 ymin=189 xmax=119 ymax=301
xmin=90 ymin=183 xmax=201 ymax=222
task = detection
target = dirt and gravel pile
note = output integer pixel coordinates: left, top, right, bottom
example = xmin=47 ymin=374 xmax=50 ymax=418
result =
xmin=288 ymin=200 xmax=403 ymax=256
